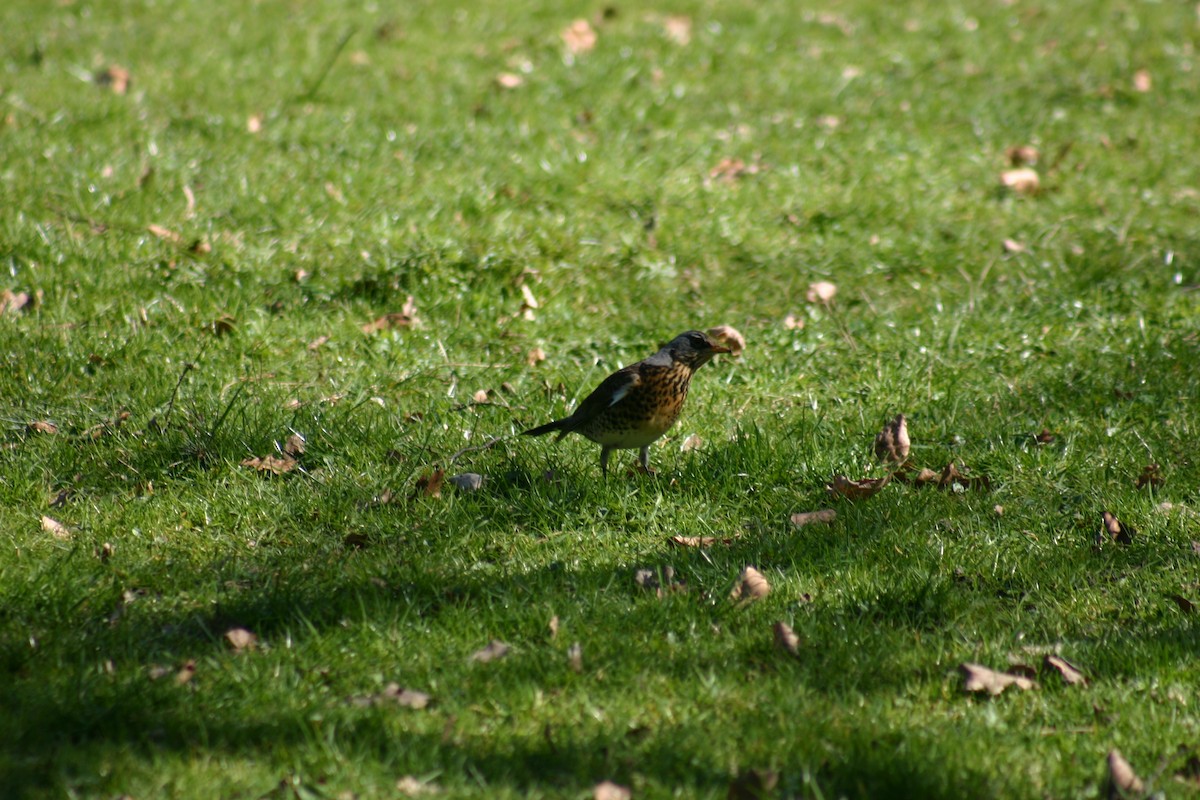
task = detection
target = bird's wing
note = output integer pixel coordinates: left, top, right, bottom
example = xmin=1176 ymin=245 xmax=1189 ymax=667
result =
xmin=560 ymin=367 xmax=641 ymax=431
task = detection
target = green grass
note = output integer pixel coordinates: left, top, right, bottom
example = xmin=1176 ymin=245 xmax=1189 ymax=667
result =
xmin=2 ymin=0 xmax=1200 ymax=797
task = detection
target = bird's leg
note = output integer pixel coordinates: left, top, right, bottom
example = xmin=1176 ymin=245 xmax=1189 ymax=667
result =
xmin=600 ymin=446 xmax=612 ymax=477
xmin=636 ymin=446 xmax=657 ymax=475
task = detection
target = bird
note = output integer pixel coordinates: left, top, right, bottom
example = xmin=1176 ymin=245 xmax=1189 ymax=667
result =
xmin=522 ymin=330 xmax=730 ymax=475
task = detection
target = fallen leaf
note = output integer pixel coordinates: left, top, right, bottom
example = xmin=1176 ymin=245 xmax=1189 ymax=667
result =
xmin=472 ymin=389 xmax=490 ymax=404
xmin=548 ymin=615 xmax=559 ymax=638
xmin=41 ymin=515 xmax=72 ymax=541
xmin=806 ymin=281 xmax=838 ymax=304
xmin=1169 ymin=594 xmax=1196 ymax=614
xmin=1132 ymin=69 xmax=1152 ymax=93
xmin=1043 ymin=654 xmax=1087 ymax=686
xmin=1107 ymin=749 xmax=1144 ymax=798
xmin=283 ymin=433 xmax=305 ymax=459
xmin=1099 ymin=511 xmax=1135 ymax=546
xmin=527 ymin=347 xmax=547 ymax=365
xmin=706 ymin=324 xmax=746 ymax=355
xmin=1 ymin=289 xmax=34 ymax=315
xmin=634 ymin=565 xmax=678 ymax=592
xmin=496 ymin=72 xmax=524 ymax=89
xmin=960 ymin=662 xmax=1036 ymax=695
xmin=826 ymin=473 xmax=890 ymax=500
xmin=773 ymin=621 xmax=801 ymax=656
xmin=679 ymin=433 xmax=703 ymax=453
xmin=728 ymin=769 xmax=780 ymax=800
xmin=1134 ymin=463 xmax=1163 ymax=490
xmin=449 ymin=473 xmax=484 ymax=492
xmin=594 ymin=781 xmax=631 ymax=800
xmin=350 ymin=683 xmax=432 ymax=709
xmin=147 ymin=224 xmax=183 ymax=244
xmin=562 ymin=19 xmax=597 ymax=54
xmin=1002 ymin=238 xmax=1027 ymax=254
xmin=247 ymin=113 xmax=263 ymax=133
xmin=789 ymin=508 xmax=837 ymax=527
xmin=415 ymin=469 xmax=445 ymax=498
xmin=225 ymin=627 xmax=258 ymax=652
xmin=307 ymin=335 xmax=330 ymax=351
xmin=708 ymin=157 xmax=755 ymax=184
xmin=873 ymin=413 xmax=910 ymax=465
xmin=568 ymin=642 xmax=583 ymax=673
xmin=936 ymin=462 xmax=991 ymax=491
xmin=396 ymin=776 xmax=440 ymax=796
xmin=669 ymin=535 xmax=734 ymax=547
xmin=28 ymin=420 xmax=58 ymax=434
xmin=1000 ymin=167 xmax=1040 ymax=194
xmin=1036 ymin=428 xmax=1056 ymax=444
xmin=730 ymin=566 xmax=770 ymax=602
xmin=662 ymin=15 xmax=692 ymax=45
xmin=189 ymin=239 xmax=211 ymax=255
xmin=240 ymin=455 xmax=298 ymax=475
xmin=471 ymin=640 xmax=511 ymax=663
xmin=94 ymin=65 xmax=131 ymax=94
xmin=783 ymin=313 xmax=805 ymax=330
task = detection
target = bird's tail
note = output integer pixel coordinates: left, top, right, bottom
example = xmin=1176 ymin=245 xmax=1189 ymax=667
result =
xmin=522 ymin=419 xmax=570 ymax=439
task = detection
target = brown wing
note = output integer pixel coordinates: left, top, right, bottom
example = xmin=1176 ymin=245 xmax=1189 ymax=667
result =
xmin=557 ymin=366 xmax=642 ymax=435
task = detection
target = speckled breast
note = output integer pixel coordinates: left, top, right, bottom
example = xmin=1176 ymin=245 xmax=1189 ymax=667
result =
xmin=578 ymin=364 xmax=692 ymax=448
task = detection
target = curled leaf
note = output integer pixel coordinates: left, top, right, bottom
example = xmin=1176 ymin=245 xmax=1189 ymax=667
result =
xmin=730 ymin=566 xmax=770 ymax=602
xmin=706 ymin=324 xmax=746 ymax=355
xmin=826 ymin=473 xmax=890 ymax=500
xmin=561 ymin=19 xmax=597 ymax=54
xmin=1043 ymin=654 xmax=1087 ymax=686
xmin=1099 ymin=511 xmax=1134 ymax=546
xmin=240 ymin=454 xmax=298 ymax=475
xmin=960 ymin=662 xmax=1036 ymax=695
xmin=415 ymin=469 xmax=445 ymax=498
xmin=1133 ymin=463 xmax=1163 ymax=490
xmin=789 ymin=508 xmax=837 ymax=527
xmin=806 ymin=281 xmax=838 ymax=304
xmin=1106 ymin=749 xmax=1143 ymax=798
xmin=471 ymin=640 xmax=511 ymax=663
xmin=679 ymin=433 xmax=703 ymax=452
xmin=773 ymin=622 xmax=801 ymax=656
xmin=41 ymin=515 xmax=72 ymax=541
xmin=873 ymin=413 xmax=910 ymax=465
xmin=1000 ymin=167 xmax=1040 ymax=194
xmin=225 ymin=627 xmax=258 ymax=652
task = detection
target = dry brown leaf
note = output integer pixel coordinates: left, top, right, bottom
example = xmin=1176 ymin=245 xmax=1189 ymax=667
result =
xmin=94 ymin=65 xmax=131 ymax=94
xmin=960 ymin=662 xmax=1036 ymax=695
xmin=1002 ymin=238 xmax=1027 ymax=254
xmin=1000 ymin=167 xmax=1040 ymax=194
xmin=773 ymin=621 xmax=801 ymax=656
xmin=706 ymin=324 xmax=746 ymax=355
xmin=594 ymin=781 xmax=631 ymax=800
xmin=28 ymin=420 xmax=58 ymax=434
xmin=147 ymin=224 xmax=183 ymax=244
xmin=415 ymin=469 xmax=445 ymax=499
xmin=1134 ymin=463 xmax=1164 ymax=490
xmin=283 ymin=433 xmax=305 ymax=459
xmin=679 ymin=433 xmax=703 ymax=453
xmin=351 ymin=683 xmax=432 ymax=709
xmin=471 ymin=640 xmax=511 ymax=663
xmin=789 ymin=508 xmax=837 ymax=527
xmin=873 ymin=413 xmax=910 ymax=465
xmin=1043 ymin=654 xmax=1087 ymax=686
xmin=1 ymin=289 xmax=34 ymax=315
xmin=247 ymin=113 xmax=264 ymax=133
xmin=568 ymin=642 xmax=583 ymax=673
xmin=1169 ymin=594 xmax=1196 ymax=614
xmin=806 ymin=281 xmax=838 ymax=304
xmin=1036 ymin=428 xmax=1056 ymax=444
xmin=663 ymin=15 xmax=692 ymax=45
xmin=709 ymin=157 xmax=755 ymax=183
xmin=562 ymin=19 xmax=597 ymax=54
xmin=240 ymin=455 xmax=298 ymax=475
xmin=826 ymin=473 xmax=890 ymax=500
xmin=449 ymin=473 xmax=484 ymax=492
xmin=1099 ymin=511 xmax=1135 ymax=546
xmin=936 ymin=462 xmax=991 ymax=491
xmin=669 ymin=534 xmax=734 ymax=548
xmin=1132 ymin=69 xmax=1152 ymax=93
xmin=783 ymin=313 xmax=805 ymax=330
xmin=527 ymin=347 xmax=547 ymax=365
xmin=1107 ymin=749 xmax=1144 ymax=798
xmin=41 ymin=515 xmax=72 ymax=541
xmin=496 ymin=72 xmax=524 ymax=89
xmin=730 ymin=566 xmax=770 ymax=602
xmin=225 ymin=627 xmax=257 ymax=652
xmin=307 ymin=335 xmax=330 ymax=351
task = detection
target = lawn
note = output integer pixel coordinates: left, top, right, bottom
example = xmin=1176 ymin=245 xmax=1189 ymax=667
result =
xmin=2 ymin=0 xmax=1199 ymax=797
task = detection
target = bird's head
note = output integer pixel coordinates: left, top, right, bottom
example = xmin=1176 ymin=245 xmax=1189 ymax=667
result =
xmin=663 ymin=330 xmax=731 ymax=368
